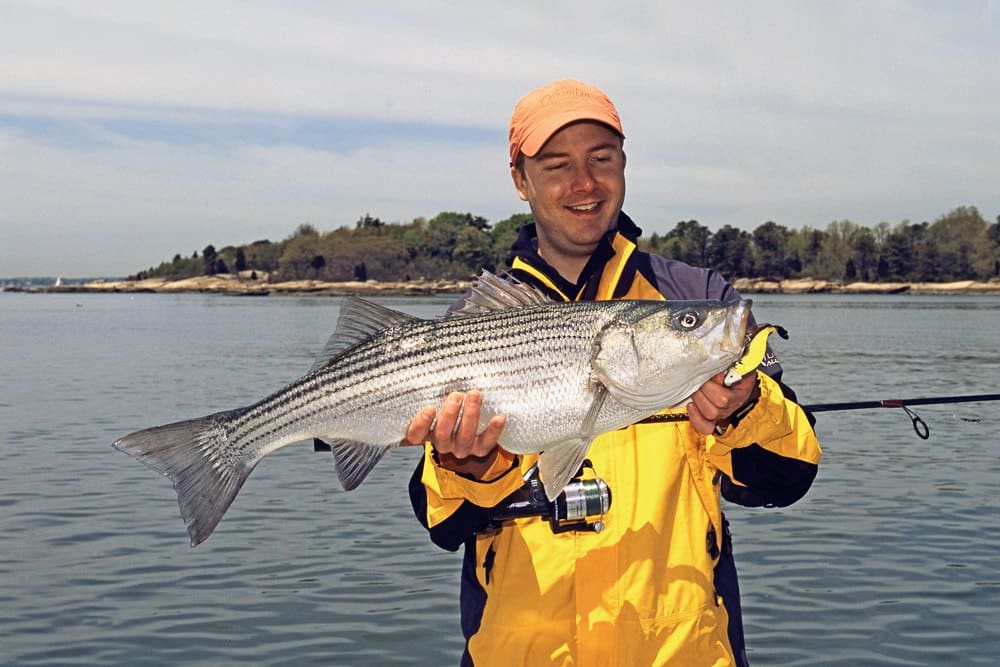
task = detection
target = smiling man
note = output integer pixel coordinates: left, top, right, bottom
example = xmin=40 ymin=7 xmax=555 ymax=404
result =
xmin=406 ymin=79 xmax=822 ymax=666
xmin=510 ymin=118 xmax=627 ymax=282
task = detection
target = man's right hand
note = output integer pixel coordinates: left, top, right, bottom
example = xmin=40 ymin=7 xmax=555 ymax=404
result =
xmin=402 ymin=390 xmax=506 ymax=478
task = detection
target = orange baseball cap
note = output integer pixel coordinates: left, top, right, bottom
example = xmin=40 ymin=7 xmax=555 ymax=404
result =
xmin=508 ymin=78 xmax=624 ymax=166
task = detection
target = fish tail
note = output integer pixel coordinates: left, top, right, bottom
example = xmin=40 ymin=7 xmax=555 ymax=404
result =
xmin=113 ymin=408 xmax=251 ymax=546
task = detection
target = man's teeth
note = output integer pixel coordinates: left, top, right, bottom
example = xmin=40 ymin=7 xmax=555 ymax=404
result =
xmin=570 ymin=203 xmax=599 ymax=211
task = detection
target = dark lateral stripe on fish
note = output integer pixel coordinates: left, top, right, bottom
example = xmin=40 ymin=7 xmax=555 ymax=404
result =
xmin=235 ymin=304 xmax=608 ymax=456
xmin=222 ymin=306 xmax=599 ymax=451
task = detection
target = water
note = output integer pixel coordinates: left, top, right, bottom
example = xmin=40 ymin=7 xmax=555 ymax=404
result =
xmin=2 ymin=291 xmax=998 ymax=666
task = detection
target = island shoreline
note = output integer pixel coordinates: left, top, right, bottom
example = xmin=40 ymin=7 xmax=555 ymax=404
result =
xmin=6 ymin=275 xmax=1000 ymax=296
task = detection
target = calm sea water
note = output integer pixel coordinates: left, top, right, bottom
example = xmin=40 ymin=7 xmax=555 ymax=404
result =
xmin=2 ymin=291 xmax=998 ymax=666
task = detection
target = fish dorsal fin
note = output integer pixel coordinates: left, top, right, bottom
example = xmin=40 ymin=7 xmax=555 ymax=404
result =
xmin=451 ymin=270 xmax=552 ymax=316
xmin=308 ymin=297 xmax=420 ymax=374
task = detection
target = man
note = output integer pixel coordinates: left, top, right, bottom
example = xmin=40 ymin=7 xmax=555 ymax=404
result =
xmin=404 ymin=79 xmax=822 ymax=666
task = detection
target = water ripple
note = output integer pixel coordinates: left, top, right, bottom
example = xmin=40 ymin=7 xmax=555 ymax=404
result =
xmin=4 ymin=292 xmax=1000 ymax=665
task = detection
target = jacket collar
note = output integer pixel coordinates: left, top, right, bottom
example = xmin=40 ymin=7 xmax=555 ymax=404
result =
xmin=507 ymin=212 xmax=643 ymax=301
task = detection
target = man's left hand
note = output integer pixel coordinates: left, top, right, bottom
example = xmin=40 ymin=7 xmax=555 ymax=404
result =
xmin=687 ymin=371 xmax=760 ymax=435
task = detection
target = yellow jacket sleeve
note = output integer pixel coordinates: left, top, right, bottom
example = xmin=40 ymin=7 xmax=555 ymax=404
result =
xmin=706 ymin=372 xmax=822 ymax=505
xmin=417 ymin=445 xmax=527 ymax=529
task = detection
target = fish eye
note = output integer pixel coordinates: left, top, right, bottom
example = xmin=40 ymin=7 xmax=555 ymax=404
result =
xmin=678 ymin=311 xmax=702 ymax=329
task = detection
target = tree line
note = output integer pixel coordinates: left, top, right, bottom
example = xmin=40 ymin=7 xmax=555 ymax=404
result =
xmin=134 ymin=205 xmax=1000 ymax=284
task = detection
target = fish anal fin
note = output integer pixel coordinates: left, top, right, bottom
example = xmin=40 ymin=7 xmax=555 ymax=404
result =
xmin=537 ymin=438 xmax=593 ymax=502
xmin=326 ymin=439 xmax=394 ymax=491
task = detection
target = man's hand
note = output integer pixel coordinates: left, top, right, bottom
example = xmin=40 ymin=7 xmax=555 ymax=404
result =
xmin=402 ymin=390 xmax=507 ymax=478
xmin=687 ymin=372 xmax=760 ymax=436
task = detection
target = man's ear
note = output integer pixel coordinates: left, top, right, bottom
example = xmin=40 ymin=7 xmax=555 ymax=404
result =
xmin=511 ymin=165 xmax=529 ymax=202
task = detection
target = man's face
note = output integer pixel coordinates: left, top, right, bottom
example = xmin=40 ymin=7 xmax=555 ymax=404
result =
xmin=512 ymin=121 xmax=626 ymax=272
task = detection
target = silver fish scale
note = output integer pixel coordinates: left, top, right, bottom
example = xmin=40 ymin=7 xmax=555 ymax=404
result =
xmin=224 ymin=300 xmax=636 ymax=463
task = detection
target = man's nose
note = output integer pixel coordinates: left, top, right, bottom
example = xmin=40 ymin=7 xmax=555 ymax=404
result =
xmin=570 ymin=162 xmax=597 ymax=192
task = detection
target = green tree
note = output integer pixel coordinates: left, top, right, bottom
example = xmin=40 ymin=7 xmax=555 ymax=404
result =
xmin=429 ymin=211 xmax=491 ymax=232
xmin=752 ymin=221 xmax=790 ymax=279
xmin=406 ymin=212 xmax=495 ymax=278
xmin=311 ymin=255 xmax=326 ymax=278
xmin=277 ymin=228 xmax=320 ymax=280
xmin=916 ymin=238 xmax=944 ymax=282
xmin=490 ymin=213 xmax=532 ymax=270
xmin=850 ymin=226 xmax=880 ymax=282
xmin=129 ymin=204 xmax=999 ymax=286
xmin=789 ymin=227 xmax=827 ymax=278
xmin=453 ymin=226 xmax=493 ymax=274
xmin=706 ymin=225 xmax=753 ymax=279
xmin=987 ymin=217 xmax=1000 ymax=277
xmin=202 ymin=245 xmax=218 ymax=276
xmin=881 ymin=222 xmax=919 ymax=280
xmin=294 ymin=222 xmax=319 ymax=237
xmin=245 ymin=239 xmax=279 ymax=273
xmin=356 ymin=213 xmax=383 ymax=229
xmin=814 ymin=221 xmax=856 ymax=281
xmin=665 ymin=220 xmax=711 ymax=267
xmin=926 ymin=206 xmax=991 ymax=279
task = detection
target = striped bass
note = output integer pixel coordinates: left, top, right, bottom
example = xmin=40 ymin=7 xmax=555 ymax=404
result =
xmin=113 ymin=272 xmax=751 ymax=546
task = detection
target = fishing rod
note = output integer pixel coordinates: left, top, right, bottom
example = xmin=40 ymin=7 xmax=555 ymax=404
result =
xmin=727 ymin=327 xmax=1000 ymax=438
xmin=803 ymin=393 xmax=1000 ymax=439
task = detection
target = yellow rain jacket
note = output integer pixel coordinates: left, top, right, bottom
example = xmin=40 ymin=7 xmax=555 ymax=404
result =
xmin=409 ymin=214 xmax=822 ymax=666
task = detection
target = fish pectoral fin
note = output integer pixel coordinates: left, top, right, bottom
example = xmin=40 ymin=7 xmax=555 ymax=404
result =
xmin=581 ymin=383 xmax=607 ymax=434
xmin=536 ymin=388 xmax=604 ymax=500
xmin=326 ymin=439 xmax=394 ymax=491
xmin=537 ymin=438 xmax=594 ymax=502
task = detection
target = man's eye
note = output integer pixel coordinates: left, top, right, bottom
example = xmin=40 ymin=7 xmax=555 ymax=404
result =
xmin=544 ymin=162 xmax=567 ymax=171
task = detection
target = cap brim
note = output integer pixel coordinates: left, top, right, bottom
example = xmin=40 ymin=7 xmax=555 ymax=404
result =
xmin=518 ymin=111 xmax=623 ymax=159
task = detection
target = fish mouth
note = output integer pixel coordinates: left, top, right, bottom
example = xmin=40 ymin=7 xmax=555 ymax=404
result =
xmin=723 ymin=300 xmax=752 ymax=356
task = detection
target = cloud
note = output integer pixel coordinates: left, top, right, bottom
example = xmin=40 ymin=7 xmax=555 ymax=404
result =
xmin=0 ymin=121 xmax=515 ymax=275
xmin=1 ymin=1 xmax=998 ymax=275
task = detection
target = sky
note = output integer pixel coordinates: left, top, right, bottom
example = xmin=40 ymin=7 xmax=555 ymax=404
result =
xmin=1 ymin=1 xmax=998 ymax=277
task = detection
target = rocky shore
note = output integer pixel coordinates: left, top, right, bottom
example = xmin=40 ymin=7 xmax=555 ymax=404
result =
xmin=730 ymin=277 xmax=1000 ymax=295
xmin=14 ymin=274 xmax=473 ymax=296
xmin=7 ymin=274 xmax=1000 ymax=296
